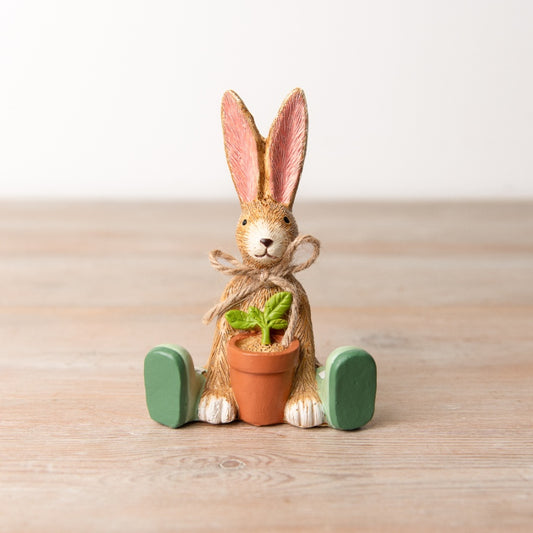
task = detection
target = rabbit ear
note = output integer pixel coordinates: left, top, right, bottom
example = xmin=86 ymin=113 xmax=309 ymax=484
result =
xmin=221 ymin=90 xmax=264 ymax=204
xmin=265 ymin=88 xmax=308 ymax=208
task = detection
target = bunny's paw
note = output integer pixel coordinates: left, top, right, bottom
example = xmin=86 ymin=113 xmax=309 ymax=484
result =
xmin=198 ymin=391 xmax=237 ymax=424
xmin=284 ymin=392 xmax=324 ymax=428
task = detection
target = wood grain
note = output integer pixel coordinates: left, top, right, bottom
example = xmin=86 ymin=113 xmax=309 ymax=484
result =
xmin=1 ymin=201 xmax=532 ymax=532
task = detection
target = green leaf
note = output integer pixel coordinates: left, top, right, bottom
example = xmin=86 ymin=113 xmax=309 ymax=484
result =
xmin=264 ymin=292 xmax=293 ymax=322
xmin=248 ymin=306 xmax=264 ymax=325
xmin=225 ymin=310 xmax=257 ymax=331
xmin=268 ymin=318 xmax=288 ymax=330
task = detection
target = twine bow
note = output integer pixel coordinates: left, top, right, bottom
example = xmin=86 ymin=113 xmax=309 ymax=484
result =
xmin=202 ymin=234 xmax=320 ymax=347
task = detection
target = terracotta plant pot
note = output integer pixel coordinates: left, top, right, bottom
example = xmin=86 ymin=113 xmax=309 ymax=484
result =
xmin=227 ymin=332 xmax=300 ymax=426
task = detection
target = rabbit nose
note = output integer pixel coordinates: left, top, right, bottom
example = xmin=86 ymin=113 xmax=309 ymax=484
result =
xmin=260 ymin=238 xmax=274 ymax=248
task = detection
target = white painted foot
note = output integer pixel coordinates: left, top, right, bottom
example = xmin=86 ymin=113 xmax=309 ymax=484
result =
xmin=198 ymin=393 xmax=236 ymax=424
xmin=284 ymin=396 xmax=324 ymax=428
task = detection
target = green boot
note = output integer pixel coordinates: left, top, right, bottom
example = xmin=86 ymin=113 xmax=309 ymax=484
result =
xmin=144 ymin=345 xmax=205 ymax=428
xmin=317 ymin=346 xmax=377 ymax=430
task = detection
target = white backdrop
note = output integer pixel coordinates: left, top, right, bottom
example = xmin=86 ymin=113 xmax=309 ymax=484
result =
xmin=1 ymin=0 xmax=532 ymax=200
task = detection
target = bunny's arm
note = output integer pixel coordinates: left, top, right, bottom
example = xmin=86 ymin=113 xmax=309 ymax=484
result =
xmin=198 ymin=277 xmax=245 ymax=423
xmin=284 ymin=276 xmax=324 ymax=427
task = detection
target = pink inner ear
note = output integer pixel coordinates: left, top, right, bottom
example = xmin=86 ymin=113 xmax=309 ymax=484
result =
xmin=267 ymin=90 xmax=308 ymax=206
xmin=222 ymin=92 xmax=260 ymax=203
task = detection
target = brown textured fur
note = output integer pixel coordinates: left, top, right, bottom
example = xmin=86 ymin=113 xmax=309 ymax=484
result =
xmin=200 ymin=89 xmax=320 ymax=425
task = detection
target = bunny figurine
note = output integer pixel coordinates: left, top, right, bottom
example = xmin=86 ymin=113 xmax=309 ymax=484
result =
xmin=144 ymin=89 xmax=377 ymax=430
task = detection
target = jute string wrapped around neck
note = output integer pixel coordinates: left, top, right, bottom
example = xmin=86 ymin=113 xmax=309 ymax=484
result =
xmin=202 ymin=234 xmax=320 ymax=347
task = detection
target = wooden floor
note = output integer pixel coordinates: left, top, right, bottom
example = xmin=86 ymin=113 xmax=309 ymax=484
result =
xmin=1 ymin=201 xmax=532 ymax=532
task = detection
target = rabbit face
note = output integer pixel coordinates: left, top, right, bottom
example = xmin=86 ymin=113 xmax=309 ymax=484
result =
xmin=236 ymin=199 xmax=298 ymax=267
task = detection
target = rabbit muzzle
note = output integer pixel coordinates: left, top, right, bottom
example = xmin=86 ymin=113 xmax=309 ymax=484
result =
xmin=245 ymin=218 xmax=289 ymax=265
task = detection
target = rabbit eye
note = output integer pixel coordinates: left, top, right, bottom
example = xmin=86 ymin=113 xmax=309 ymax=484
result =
xmin=242 ymin=219 xmax=247 ymax=226
xmin=283 ymin=217 xmax=290 ymax=224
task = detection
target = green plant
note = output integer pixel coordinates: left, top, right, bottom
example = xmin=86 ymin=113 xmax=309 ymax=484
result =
xmin=225 ymin=291 xmax=293 ymax=345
